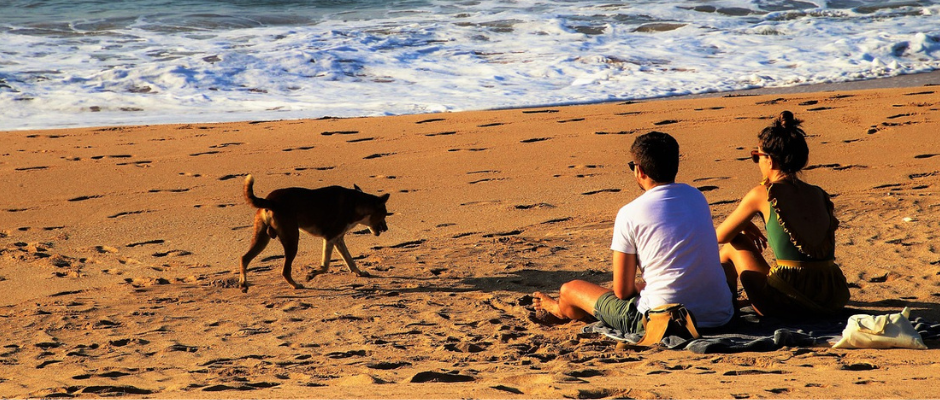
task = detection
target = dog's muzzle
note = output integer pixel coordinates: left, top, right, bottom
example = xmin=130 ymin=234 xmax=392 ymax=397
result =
xmin=370 ymin=224 xmax=388 ymax=236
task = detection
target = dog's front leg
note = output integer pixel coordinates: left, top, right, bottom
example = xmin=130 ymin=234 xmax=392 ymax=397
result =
xmin=335 ymin=236 xmax=369 ymax=277
xmin=306 ymin=239 xmax=333 ymax=281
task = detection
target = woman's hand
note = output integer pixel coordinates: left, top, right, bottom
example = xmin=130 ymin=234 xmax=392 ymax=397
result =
xmin=740 ymin=220 xmax=767 ymax=251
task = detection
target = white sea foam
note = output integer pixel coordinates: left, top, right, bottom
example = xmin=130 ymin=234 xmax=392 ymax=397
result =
xmin=0 ymin=0 xmax=938 ymax=130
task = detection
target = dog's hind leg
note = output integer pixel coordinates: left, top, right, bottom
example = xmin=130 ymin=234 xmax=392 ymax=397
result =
xmin=239 ymin=210 xmax=271 ymax=293
xmin=335 ymin=236 xmax=369 ymax=277
xmin=276 ymin=226 xmax=304 ymax=290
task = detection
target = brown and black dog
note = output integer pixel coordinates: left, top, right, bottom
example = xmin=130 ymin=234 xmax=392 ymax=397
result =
xmin=239 ymin=175 xmax=390 ymax=292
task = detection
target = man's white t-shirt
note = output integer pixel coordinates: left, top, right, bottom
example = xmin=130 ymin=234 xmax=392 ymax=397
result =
xmin=610 ymin=183 xmax=734 ymax=328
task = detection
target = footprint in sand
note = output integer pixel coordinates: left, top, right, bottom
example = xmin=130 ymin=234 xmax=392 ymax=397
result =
xmin=125 ymin=277 xmax=170 ymax=287
xmin=148 ymin=188 xmax=190 ymax=193
xmin=108 ymin=210 xmax=150 ymax=219
xmin=904 ymin=90 xmax=935 ymax=96
xmin=887 ymin=113 xmax=914 ymax=119
xmin=189 ymin=150 xmax=221 ymax=157
xmin=653 ymin=119 xmax=678 ymax=126
xmin=515 ymin=203 xmax=554 ymax=210
xmin=482 ymin=230 xmax=523 ymax=238
xmin=367 ymin=361 xmax=412 ymax=370
xmin=218 ymin=173 xmax=247 ymax=181
xmin=557 ymin=118 xmax=584 ymax=123
xmin=594 ymin=130 xmax=633 ymax=135
xmin=282 ymin=146 xmax=315 ymax=152
xmin=127 ymin=239 xmax=165 ymax=248
xmin=152 ymin=249 xmax=192 ymax=257
xmin=909 ymin=171 xmax=937 ymax=179
xmin=416 ymin=118 xmax=445 ymax=124
xmin=521 ymin=137 xmax=550 ymax=143
xmin=363 ymin=153 xmax=394 ymax=160
xmin=694 ymin=176 xmax=730 ymax=183
xmin=210 ymin=142 xmax=243 ymax=149
xmin=709 ymin=199 xmax=736 ymax=206
xmin=723 ymin=369 xmax=784 ymax=376
xmin=469 ymin=177 xmax=501 ymax=184
xmin=117 ymin=160 xmax=152 ymax=167
xmin=522 ymin=109 xmax=559 ymax=114
xmin=799 ymin=100 xmax=819 ymax=105
xmin=321 ymin=130 xmax=359 ymax=136
xmin=478 ymin=122 xmax=505 ymax=127
xmin=410 ymin=371 xmax=475 ymax=383
xmin=697 ymin=185 xmax=719 ymax=192
xmin=807 ymin=106 xmax=833 ymax=111
xmin=91 ymin=154 xmax=133 ymax=160
xmin=68 ymin=195 xmax=102 ymax=202
xmin=757 ymin=98 xmax=785 ymax=105
xmin=295 ymin=166 xmax=335 ymax=172
xmin=14 ymin=166 xmax=48 ymax=171
xmin=804 ymin=163 xmax=867 ymax=171
xmin=425 ymin=131 xmax=456 ymax=137
xmin=914 ymin=154 xmax=938 ymax=159
xmin=443 ymin=342 xmax=487 ymax=353
xmin=582 ymin=188 xmax=620 ymax=195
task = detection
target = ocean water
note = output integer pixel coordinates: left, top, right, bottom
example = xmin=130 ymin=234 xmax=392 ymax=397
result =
xmin=1 ymin=0 xmax=938 ymax=131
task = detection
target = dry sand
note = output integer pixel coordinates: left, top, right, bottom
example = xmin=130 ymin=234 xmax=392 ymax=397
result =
xmin=1 ymin=83 xmax=939 ymax=399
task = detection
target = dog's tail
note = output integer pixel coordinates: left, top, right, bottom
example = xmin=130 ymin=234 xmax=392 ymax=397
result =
xmin=243 ymin=175 xmax=278 ymax=210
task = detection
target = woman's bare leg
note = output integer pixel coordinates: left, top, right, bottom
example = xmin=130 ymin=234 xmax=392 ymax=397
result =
xmin=533 ymin=280 xmax=612 ymax=321
xmin=720 ymin=234 xmax=776 ymax=315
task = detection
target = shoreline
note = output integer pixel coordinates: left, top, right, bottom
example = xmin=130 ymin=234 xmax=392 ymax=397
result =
xmin=4 ymin=70 xmax=939 ymax=134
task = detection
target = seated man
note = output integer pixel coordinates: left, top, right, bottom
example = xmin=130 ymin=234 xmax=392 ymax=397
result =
xmin=534 ymin=132 xmax=734 ymax=334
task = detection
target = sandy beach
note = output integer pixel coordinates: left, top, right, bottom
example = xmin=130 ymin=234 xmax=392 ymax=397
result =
xmin=2 ymin=82 xmax=940 ymax=398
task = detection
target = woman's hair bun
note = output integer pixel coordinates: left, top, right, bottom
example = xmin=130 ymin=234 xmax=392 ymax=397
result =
xmin=776 ymin=110 xmax=804 ymax=135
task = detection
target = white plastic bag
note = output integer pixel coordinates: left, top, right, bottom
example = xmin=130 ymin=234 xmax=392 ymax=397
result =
xmin=832 ymin=307 xmax=927 ymax=349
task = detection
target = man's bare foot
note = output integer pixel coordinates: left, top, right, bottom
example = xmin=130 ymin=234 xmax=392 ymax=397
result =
xmin=530 ymin=292 xmax=569 ymax=325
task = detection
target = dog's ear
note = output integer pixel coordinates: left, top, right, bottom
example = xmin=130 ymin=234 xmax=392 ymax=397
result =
xmin=380 ymin=193 xmax=390 ymax=203
xmin=354 ymin=184 xmax=362 ymax=192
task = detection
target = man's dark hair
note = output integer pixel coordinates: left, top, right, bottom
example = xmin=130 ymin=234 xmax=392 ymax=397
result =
xmin=630 ymin=131 xmax=679 ymax=183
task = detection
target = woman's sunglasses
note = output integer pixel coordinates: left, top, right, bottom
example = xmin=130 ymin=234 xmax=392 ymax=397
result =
xmin=628 ymin=161 xmax=637 ymax=171
xmin=750 ymin=150 xmax=769 ymax=163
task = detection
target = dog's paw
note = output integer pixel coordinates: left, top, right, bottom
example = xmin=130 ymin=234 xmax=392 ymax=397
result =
xmin=356 ymin=271 xmax=372 ymax=278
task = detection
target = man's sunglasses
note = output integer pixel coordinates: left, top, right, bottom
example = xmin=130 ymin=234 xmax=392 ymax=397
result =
xmin=750 ymin=150 xmax=769 ymax=163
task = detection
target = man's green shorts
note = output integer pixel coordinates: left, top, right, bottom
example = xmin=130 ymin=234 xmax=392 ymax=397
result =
xmin=593 ymin=292 xmax=645 ymax=334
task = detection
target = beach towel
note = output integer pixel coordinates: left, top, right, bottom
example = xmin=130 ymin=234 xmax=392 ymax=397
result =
xmin=582 ymin=306 xmax=940 ymax=353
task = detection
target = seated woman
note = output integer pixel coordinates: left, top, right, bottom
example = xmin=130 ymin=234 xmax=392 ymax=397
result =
xmin=717 ymin=111 xmax=850 ymax=317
